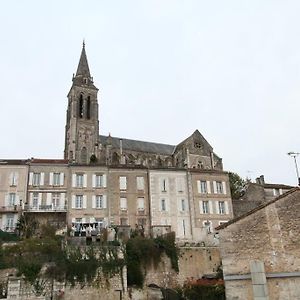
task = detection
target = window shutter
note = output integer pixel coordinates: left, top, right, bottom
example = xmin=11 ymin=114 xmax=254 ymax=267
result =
xmin=49 ymin=173 xmax=53 ymax=185
xmin=83 ymin=174 xmax=87 ymax=187
xmin=92 ymin=195 xmax=96 ymax=208
xmin=279 ymin=189 xmax=283 ymax=195
xmin=83 ymin=195 xmax=87 ymax=208
xmin=40 ymin=173 xmax=45 ymax=186
xmin=90 ymin=217 xmax=95 ymax=224
xmin=213 ymin=181 xmax=217 ymax=193
xmin=60 ymin=173 xmax=64 ymax=186
xmin=29 ymin=193 xmax=33 ymax=206
xmin=29 ymin=172 xmax=33 ymax=185
xmin=177 ymin=178 xmax=184 ymax=192
xmin=209 ymin=201 xmax=213 ymax=214
xmin=222 ymin=182 xmax=227 ymax=194
xmin=38 ymin=193 xmax=43 ymax=205
xmin=120 ymin=177 xmax=127 ymax=190
xmin=199 ymin=201 xmax=203 ymax=214
xmin=137 ymin=177 xmax=144 ymax=190
xmin=72 ymin=174 xmax=76 ymax=187
xmin=72 ymin=195 xmax=75 ymax=208
xmin=103 ymin=174 xmax=107 ymax=188
xmin=15 ymin=173 xmax=19 ymax=186
xmin=197 ymin=180 xmax=201 ymax=193
xmin=92 ymin=175 xmax=96 ymax=188
xmin=103 ymin=195 xmax=107 ymax=208
xmin=225 ymin=201 xmax=229 ymax=214
xmin=215 ymin=201 xmax=220 ymax=214
xmin=46 ymin=193 xmax=52 ymax=206
xmin=9 ymin=173 xmax=13 ymax=185
xmin=16 ymin=194 xmax=20 ymax=206
xmin=207 ymin=181 xmax=211 ymax=194
xmin=82 ymin=218 xmax=86 ymax=224
xmin=61 ymin=193 xmax=65 ymax=207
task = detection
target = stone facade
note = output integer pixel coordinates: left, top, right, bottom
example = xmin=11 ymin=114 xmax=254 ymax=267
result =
xmin=232 ymin=175 xmax=294 ymax=218
xmin=217 ymin=188 xmax=300 ymax=300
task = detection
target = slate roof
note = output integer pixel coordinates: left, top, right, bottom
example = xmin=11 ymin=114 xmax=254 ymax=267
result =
xmin=216 ymin=187 xmax=300 ymax=230
xmin=0 ymin=159 xmax=29 ymax=165
xmin=100 ymin=135 xmax=176 ymax=155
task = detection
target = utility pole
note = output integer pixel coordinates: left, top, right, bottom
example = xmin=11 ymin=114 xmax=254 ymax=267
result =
xmin=287 ymin=152 xmax=300 ymax=186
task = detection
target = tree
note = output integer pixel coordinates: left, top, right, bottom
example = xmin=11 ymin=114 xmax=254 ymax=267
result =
xmin=228 ymin=172 xmax=246 ymax=200
xmin=16 ymin=214 xmax=38 ymax=238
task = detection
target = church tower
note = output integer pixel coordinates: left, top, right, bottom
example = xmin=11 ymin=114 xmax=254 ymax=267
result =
xmin=64 ymin=42 xmax=100 ymax=164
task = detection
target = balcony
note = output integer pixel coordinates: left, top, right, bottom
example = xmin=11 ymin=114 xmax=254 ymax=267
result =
xmin=0 ymin=205 xmax=21 ymax=213
xmin=24 ymin=204 xmax=67 ymax=212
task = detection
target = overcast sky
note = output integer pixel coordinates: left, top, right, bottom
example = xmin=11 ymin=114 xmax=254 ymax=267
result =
xmin=1 ymin=1 xmax=300 ymax=185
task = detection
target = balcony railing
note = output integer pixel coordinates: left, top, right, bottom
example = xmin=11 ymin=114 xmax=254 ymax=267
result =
xmin=24 ymin=204 xmax=67 ymax=212
xmin=0 ymin=205 xmax=21 ymax=213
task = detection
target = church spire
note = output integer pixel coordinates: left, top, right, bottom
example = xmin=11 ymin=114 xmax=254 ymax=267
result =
xmin=75 ymin=40 xmax=91 ymax=77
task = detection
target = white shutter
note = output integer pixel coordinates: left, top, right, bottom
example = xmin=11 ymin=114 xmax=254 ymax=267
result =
xmin=46 ymin=193 xmax=52 ymax=206
xmin=9 ymin=173 xmax=13 ymax=185
xmin=199 ymin=201 xmax=203 ymax=214
xmin=14 ymin=173 xmax=19 ymax=186
xmin=213 ymin=181 xmax=217 ymax=193
xmin=90 ymin=217 xmax=95 ymax=224
xmin=197 ymin=180 xmax=201 ymax=193
xmin=207 ymin=181 xmax=211 ymax=194
xmin=40 ymin=173 xmax=45 ymax=186
xmin=72 ymin=174 xmax=76 ymax=187
xmin=29 ymin=193 xmax=33 ymax=206
xmin=82 ymin=217 xmax=86 ymax=224
xmin=38 ymin=193 xmax=43 ymax=205
xmin=120 ymin=177 xmax=127 ymax=190
xmin=61 ymin=193 xmax=65 ymax=208
xmin=83 ymin=195 xmax=87 ymax=208
xmin=215 ymin=201 xmax=220 ymax=214
xmin=273 ymin=189 xmax=276 ymax=196
xmin=83 ymin=174 xmax=87 ymax=187
xmin=225 ymin=201 xmax=229 ymax=214
xmin=137 ymin=177 xmax=144 ymax=190
xmin=222 ymin=182 xmax=227 ymax=194
xmin=72 ymin=218 xmax=76 ymax=223
xmin=29 ymin=172 xmax=33 ymax=185
xmin=279 ymin=189 xmax=283 ymax=195
xmin=60 ymin=173 xmax=64 ymax=186
xmin=92 ymin=195 xmax=96 ymax=208
xmin=49 ymin=173 xmax=54 ymax=185
xmin=138 ymin=197 xmax=144 ymax=209
xmin=103 ymin=195 xmax=107 ymax=208
xmin=72 ymin=195 xmax=76 ymax=208
xmin=209 ymin=201 xmax=213 ymax=214
xmin=4 ymin=194 xmax=9 ymax=207
xmin=92 ymin=175 xmax=96 ymax=188
xmin=103 ymin=174 xmax=107 ymax=188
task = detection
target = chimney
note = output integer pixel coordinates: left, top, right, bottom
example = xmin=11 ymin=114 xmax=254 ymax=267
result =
xmin=259 ymin=175 xmax=265 ymax=185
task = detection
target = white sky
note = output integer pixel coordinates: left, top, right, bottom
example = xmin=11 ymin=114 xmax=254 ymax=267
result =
xmin=1 ymin=1 xmax=300 ymax=185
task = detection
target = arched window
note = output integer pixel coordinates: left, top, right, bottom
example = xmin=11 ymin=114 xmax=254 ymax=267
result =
xmin=86 ymin=96 xmax=91 ymax=119
xmin=79 ymin=94 xmax=84 ymax=118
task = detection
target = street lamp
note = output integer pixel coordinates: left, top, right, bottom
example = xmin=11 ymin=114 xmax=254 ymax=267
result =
xmin=287 ymin=152 xmax=300 ymax=186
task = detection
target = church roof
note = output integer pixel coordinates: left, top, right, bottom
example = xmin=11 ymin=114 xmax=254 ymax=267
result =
xmin=75 ymin=41 xmax=91 ymax=77
xmin=100 ymin=135 xmax=175 ymax=155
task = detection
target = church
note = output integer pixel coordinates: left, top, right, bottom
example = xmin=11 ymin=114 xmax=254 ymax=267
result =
xmin=0 ymin=43 xmax=233 ymax=242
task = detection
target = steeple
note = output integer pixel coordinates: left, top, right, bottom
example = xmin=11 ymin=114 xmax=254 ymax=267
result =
xmin=72 ymin=41 xmax=96 ymax=89
xmin=75 ymin=41 xmax=91 ymax=77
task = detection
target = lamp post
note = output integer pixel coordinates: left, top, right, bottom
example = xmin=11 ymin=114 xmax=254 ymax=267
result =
xmin=287 ymin=152 xmax=300 ymax=186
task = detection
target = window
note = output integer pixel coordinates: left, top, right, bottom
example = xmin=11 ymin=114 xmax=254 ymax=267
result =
xmin=203 ymin=201 xmax=209 ymax=214
xmin=216 ymin=181 xmax=223 ymax=194
xmin=137 ymin=197 xmax=145 ymax=210
xmin=6 ymin=215 xmax=14 ymax=230
xmin=52 ymin=193 xmax=60 ymax=208
xmin=95 ymin=175 xmax=104 ymax=188
xmin=33 ymin=173 xmax=41 ymax=186
xmin=96 ymin=195 xmax=103 ymax=209
xmin=53 ymin=173 xmax=61 ymax=186
xmin=75 ymin=195 xmax=83 ymax=209
xmin=137 ymin=218 xmax=146 ymax=227
xmin=200 ymin=181 xmax=207 ymax=193
xmin=95 ymin=218 xmax=104 ymax=229
xmin=119 ymin=176 xmax=127 ymax=190
xmin=75 ymin=218 xmax=82 ymax=224
xmin=218 ymin=201 xmax=225 ymax=214
xmin=181 ymin=199 xmax=186 ymax=211
xmin=203 ymin=220 xmax=212 ymax=233
xmin=10 ymin=172 xmax=17 ymax=186
xmin=33 ymin=192 xmax=39 ymax=208
xmin=76 ymin=174 xmax=84 ymax=188
xmin=161 ymin=179 xmax=167 ymax=192
xmin=8 ymin=193 xmax=16 ymax=206
xmin=120 ymin=197 xmax=127 ymax=210
xmin=161 ymin=199 xmax=166 ymax=211
xmin=136 ymin=177 xmax=144 ymax=190
xmin=177 ymin=177 xmax=184 ymax=192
